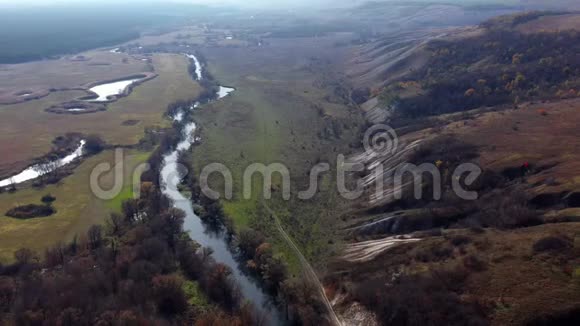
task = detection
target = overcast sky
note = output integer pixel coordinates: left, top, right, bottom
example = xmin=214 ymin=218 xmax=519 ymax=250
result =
xmin=0 ymin=0 xmax=366 ymax=10
xmin=1 ymin=0 xmax=554 ymax=11
xmin=0 ymin=0 xmax=353 ymax=8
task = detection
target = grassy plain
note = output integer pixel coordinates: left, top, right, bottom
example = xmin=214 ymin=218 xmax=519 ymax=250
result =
xmin=0 ymin=148 xmax=151 ymax=262
xmin=0 ymin=53 xmax=201 ymax=178
xmin=191 ymin=35 xmax=364 ymax=273
xmin=0 ymin=50 xmax=149 ymax=101
xmin=0 ymin=43 xmax=200 ymax=262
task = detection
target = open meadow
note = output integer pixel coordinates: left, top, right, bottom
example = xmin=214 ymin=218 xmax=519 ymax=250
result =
xmin=0 ymin=53 xmax=201 ymax=179
xmin=0 ymin=50 xmax=150 ymax=104
xmin=191 ymin=34 xmax=365 ymax=272
xmin=0 ymin=148 xmax=151 ymax=262
xmin=0 ymin=35 xmax=204 ymax=260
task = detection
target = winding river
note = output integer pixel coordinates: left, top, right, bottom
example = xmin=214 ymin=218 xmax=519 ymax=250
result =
xmin=159 ymin=54 xmax=283 ymax=324
xmin=1 ymin=50 xmax=283 ymax=322
xmin=185 ymin=54 xmax=203 ymax=80
xmin=0 ymin=140 xmax=86 ymax=188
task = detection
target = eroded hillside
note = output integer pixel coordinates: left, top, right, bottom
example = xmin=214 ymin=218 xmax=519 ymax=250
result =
xmin=332 ymin=11 xmax=580 ymax=326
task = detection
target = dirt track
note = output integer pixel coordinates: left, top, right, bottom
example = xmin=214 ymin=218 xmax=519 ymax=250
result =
xmin=262 ymin=201 xmax=343 ymax=326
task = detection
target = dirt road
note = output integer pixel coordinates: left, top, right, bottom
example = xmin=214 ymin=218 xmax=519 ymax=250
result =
xmin=262 ymin=201 xmax=343 ymax=326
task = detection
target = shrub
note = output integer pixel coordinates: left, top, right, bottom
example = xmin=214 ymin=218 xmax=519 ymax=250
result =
xmin=0 ymin=277 xmax=16 ymax=312
xmin=6 ymin=204 xmax=56 ymax=219
xmin=474 ymin=189 xmax=542 ymax=229
xmin=462 ymin=255 xmax=487 ymax=272
xmin=14 ymin=248 xmax=37 ymax=265
xmin=282 ymin=278 xmax=328 ymax=325
xmin=468 ymin=170 xmax=505 ymax=192
xmin=450 ymin=235 xmax=472 ymax=247
xmin=469 ymin=227 xmax=485 ymax=234
xmin=354 ymin=268 xmax=488 ymax=326
xmin=84 ymin=134 xmax=106 ymax=155
xmin=151 ymin=274 xmax=188 ymax=316
xmin=415 ymin=245 xmax=454 ymax=263
xmin=532 ymin=236 xmax=572 ymax=253
xmin=41 ymin=194 xmax=56 ymax=205
xmin=526 ymin=306 xmax=580 ymax=325
xmin=238 ymin=229 xmax=266 ymax=257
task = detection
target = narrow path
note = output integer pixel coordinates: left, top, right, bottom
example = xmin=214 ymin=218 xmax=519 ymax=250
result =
xmin=261 ymin=201 xmax=343 ymax=326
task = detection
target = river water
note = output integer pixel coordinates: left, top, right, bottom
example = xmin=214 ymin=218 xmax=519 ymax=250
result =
xmin=0 ymin=140 xmax=86 ymax=188
xmin=159 ymin=54 xmax=283 ymax=324
xmin=184 ymin=54 xmax=203 ymax=80
xmin=88 ymin=78 xmax=142 ymax=102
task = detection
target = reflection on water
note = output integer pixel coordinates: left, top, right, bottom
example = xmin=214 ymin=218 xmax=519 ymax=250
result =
xmin=218 ymin=86 xmax=235 ymax=98
xmin=0 ymin=140 xmax=85 ymax=187
xmin=87 ymin=78 xmax=141 ymax=102
xmin=159 ymin=85 xmax=282 ymax=324
xmin=184 ymin=53 xmax=203 ymax=80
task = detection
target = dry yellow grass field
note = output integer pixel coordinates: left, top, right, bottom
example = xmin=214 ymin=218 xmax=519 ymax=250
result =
xmin=0 ymin=148 xmax=151 ymax=263
xmin=442 ymin=98 xmax=580 ymax=195
xmin=0 ymin=50 xmax=150 ymax=103
xmin=0 ymin=53 xmax=201 ymax=178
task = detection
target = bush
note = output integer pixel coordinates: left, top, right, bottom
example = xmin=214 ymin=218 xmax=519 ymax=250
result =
xmin=6 ymin=204 xmax=56 ymax=219
xmin=238 ymin=229 xmax=266 ymax=257
xmin=532 ymin=236 xmax=572 ymax=253
xmin=474 ymin=189 xmax=542 ymax=229
xmin=450 ymin=235 xmax=472 ymax=247
xmin=462 ymin=255 xmax=487 ymax=272
xmin=354 ymin=268 xmax=488 ymax=326
xmin=415 ymin=245 xmax=454 ymax=263
xmin=526 ymin=306 xmax=580 ymax=325
xmin=151 ymin=274 xmax=188 ymax=316
xmin=84 ymin=134 xmax=106 ymax=155
xmin=41 ymin=194 xmax=56 ymax=205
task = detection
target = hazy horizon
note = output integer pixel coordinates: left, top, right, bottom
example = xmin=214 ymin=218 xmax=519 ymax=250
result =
xmin=0 ymin=0 xmax=360 ymax=9
xmin=0 ymin=0 xmax=526 ymax=10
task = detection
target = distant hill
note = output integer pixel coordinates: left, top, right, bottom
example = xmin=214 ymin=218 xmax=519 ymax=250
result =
xmin=350 ymin=11 xmax=580 ymax=118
